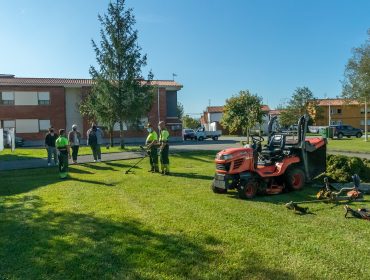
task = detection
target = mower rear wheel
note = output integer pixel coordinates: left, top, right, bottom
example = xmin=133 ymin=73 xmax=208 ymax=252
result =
xmin=238 ymin=180 xmax=257 ymax=199
xmin=285 ymin=168 xmax=305 ymax=191
xmin=211 ymin=181 xmax=227 ymax=194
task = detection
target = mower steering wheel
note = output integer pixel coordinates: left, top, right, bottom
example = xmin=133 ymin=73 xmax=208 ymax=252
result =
xmin=251 ymin=135 xmax=264 ymax=144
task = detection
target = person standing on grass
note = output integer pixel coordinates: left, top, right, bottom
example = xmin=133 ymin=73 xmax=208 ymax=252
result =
xmin=145 ymin=123 xmax=159 ymax=172
xmin=55 ymin=129 xmax=71 ymax=179
xmin=158 ymin=121 xmax=170 ymax=175
xmin=87 ymin=124 xmax=104 ymax=162
xmin=45 ymin=127 xmax=58 ymax=166
xmin=68 ymin=124 xmax=81 ymax=164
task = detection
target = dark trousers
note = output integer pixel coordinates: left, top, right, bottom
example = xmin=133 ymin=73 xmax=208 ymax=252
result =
xmin=90 ymin=144 xmax=101 ymax=160
xmin=58 ymin=151 xmax=68 ymax=178
xmin=71 ymin=145 xmax=79 ymax=161
xmin=47 ymin=146 xmax=58 ymax=164
xmin=160 ymin=144 xmax=169 ymax=165
xmin=148 ymin=146 xmax=158 ymax=170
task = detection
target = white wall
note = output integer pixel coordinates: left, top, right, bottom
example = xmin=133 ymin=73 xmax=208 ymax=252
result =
xmin=209 ymin=112 xmax=222 ymax=122
xmin=65 ymin=88 xmax=83 ymax=132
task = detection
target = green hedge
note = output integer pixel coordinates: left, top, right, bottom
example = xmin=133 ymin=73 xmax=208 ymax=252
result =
xmin=326 ymin=154 xmax=370 ymax=182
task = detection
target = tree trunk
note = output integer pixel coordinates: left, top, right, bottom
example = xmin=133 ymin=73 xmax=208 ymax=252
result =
xmin=109 ymin=126 xmax=114 ymax=147
xmin=365 ymin=98 xmax=368 ymax=142
xmin=119 ymin=121 xmax=125 ymax=149
xmin=246 ymin=128 xmax=250 ymax=144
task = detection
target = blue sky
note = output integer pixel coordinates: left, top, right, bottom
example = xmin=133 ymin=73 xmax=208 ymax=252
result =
xmin=1 ymin=0 xmax=369 ymax=116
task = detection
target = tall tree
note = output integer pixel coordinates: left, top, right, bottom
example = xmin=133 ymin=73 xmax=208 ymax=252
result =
xmin=342 ymin=29 xmax=370 ymax=141
xmin=82 ymin=0 xmax=154 ymax=148
xmin=221 ymin=90 xmax=264 ymax=143
xmin=177 ymin=102 xmax=184 ymax=120
xmin=279 ymin=87 xmax=320 ymax=126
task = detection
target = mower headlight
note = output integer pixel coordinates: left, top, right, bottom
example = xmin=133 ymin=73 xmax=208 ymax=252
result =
xmin=221 ymin=154 xmax=233 ymax=161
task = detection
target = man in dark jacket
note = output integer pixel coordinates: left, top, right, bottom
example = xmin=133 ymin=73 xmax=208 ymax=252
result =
xmin=45 ymin=127 xmax=58 ymax=166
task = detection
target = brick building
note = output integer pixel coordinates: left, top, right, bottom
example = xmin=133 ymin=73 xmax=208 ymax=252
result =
xmin=0 ymin=75 xmax=183 ymax=145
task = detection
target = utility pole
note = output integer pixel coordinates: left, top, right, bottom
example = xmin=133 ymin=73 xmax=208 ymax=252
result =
xmin=365 ymin=97 xmax=368 ymax=142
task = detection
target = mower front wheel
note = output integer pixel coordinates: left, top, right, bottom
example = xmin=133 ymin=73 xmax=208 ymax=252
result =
xmin=238 ymin=180 xmax=257 ymax=199
xmin=285 ymin=168 xmax=305 ymax=191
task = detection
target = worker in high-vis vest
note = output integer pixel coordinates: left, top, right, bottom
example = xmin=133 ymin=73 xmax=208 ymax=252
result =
xmin=145 ymin=123 xmax=159 ymax=172
xmin=55 ymin=129 xmax=71 ymax=179
xmin=158 ymin=121 xmax=170 ymax=175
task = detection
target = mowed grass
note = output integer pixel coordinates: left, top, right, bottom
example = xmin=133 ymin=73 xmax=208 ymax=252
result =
xmin=0 ymin=151 xmax=369 ymax=279
xmin=0 ymin=145 xmax=140 ymax=161
xmin=326 ymin=137 xmax=370 ymax=153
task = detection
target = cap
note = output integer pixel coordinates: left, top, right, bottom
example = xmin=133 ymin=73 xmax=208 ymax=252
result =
xmin=72 ymin=124 xmax=77 ymax=129
xmin=158 ymin=121 xmax=165 ymax=126
xmin=145 ymin=123 xmax=152 ymax=128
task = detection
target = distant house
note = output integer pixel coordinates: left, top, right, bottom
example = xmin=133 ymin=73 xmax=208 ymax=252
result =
xmin=0 ymin=75 xmax=183 ymax=145
xmin=200 ymin=105 xmax=271 ymax=135
xmin=310 ymin=98 xmax=369 ymax=130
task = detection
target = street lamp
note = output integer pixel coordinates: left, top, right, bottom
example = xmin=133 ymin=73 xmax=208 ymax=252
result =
xmin=327 ymin=97 xmax=331 ymax=126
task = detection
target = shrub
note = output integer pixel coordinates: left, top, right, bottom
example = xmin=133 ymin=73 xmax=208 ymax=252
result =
xmin=326 ymin=154 xmax=367 ymax=182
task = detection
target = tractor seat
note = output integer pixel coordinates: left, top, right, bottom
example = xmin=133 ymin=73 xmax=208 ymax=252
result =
xmin=261 ymin=134 xmax=286 ymax=159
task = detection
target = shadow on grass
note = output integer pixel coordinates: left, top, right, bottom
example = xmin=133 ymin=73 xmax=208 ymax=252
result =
xmin=71 ymin=177 xmax=116 ymax=187
xmin=0 ymin=195 xmax=295 ymax=279
xmin=0 ymin=168 xmax=61 ymax=196
xmin=169 ymin=172 xmax=214 ymax=181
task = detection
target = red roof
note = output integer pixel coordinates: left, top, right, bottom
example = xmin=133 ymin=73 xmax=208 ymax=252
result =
xmin=207 ymin=105 xmax=270 ymax=113
xmin=207 ymin=106 xmax=224 ymax=113
xmin=269 ymin=109 xmax=282 ymax=115
xmin=315 ymin=98 xmax=359 ymax=106
xmin=0 ymin=76 xmax=183 ymax=89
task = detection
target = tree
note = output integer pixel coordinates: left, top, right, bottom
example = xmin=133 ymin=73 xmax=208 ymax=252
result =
xmin=182 ymin=115 xmax=200 ymax=129
xmin=177 ymin=102 xmax=184 ymax=120
xmin=221 ymin=90 xmax=264 ymax=143
xmin=279 ymin=87 xmax=321 ymax=126
xmin=342 ymin=29 xmax=370 ymax=141
xmin=82 ymin=0 xmax=154 ymax=148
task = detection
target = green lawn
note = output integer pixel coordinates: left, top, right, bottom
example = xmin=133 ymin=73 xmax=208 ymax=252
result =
xmin=1 ymin=151 xmax=369 ymax=279
xmin=0 ymin=145 xmax=140 ymax=161
xmin=327 ymin=137 xmax=370 ymax=153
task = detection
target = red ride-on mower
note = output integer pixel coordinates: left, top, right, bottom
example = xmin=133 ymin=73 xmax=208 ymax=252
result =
xmin=212 ymin=115 xmax=327 ymax=199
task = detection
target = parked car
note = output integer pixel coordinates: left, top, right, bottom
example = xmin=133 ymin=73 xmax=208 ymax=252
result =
xmin=195 ymin=127 xmax=222 ymax=141
xmin=183 ymin=129 xmax=196 ymax=140
xmin=330 ymin=125 xmax=363 ymax=139
xmin=3 ymin=130 xmax=25 ymax=147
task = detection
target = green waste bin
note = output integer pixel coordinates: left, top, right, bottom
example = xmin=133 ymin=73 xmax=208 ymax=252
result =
xmin=328 ymin=126 xmax=334 ymax=138
xmin=320 ymin=127 xmax=328 ymax=138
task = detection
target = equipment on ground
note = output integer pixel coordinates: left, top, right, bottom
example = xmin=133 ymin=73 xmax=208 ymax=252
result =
xmin=285 ymin=175 xmax=364 ymax=213
xmin=212 ymin=115 xmax=327 ymax=199
xmin=124 ymin=146 xmax=148 ymax=174
xmin=344 ymin=205 xmax=370 ymax=221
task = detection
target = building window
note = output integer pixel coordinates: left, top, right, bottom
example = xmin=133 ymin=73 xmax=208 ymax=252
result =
xmin=166 ymin=91 xmax=177 ymax=118
xmin=360 ymin=108 xmax=370 ymax=114
xmin=2 ymin=120 xmax=15 ymax=128
xmin=15 ymin=119 xmax=39 ymax=133
xmin=337 ymin=109 xmax=342 ymax=114
xmin=0 ymin=92 xmax=15 ymax=105
xmin=14 ymin=92 xmax=38 ymax=105
xmin=360 ymin=120 xmax=370 ymax=125
xmin=38 ymin=92 xmax=50 ymax=105
xmin=39 ymin=120 xmax=51 ymax=131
